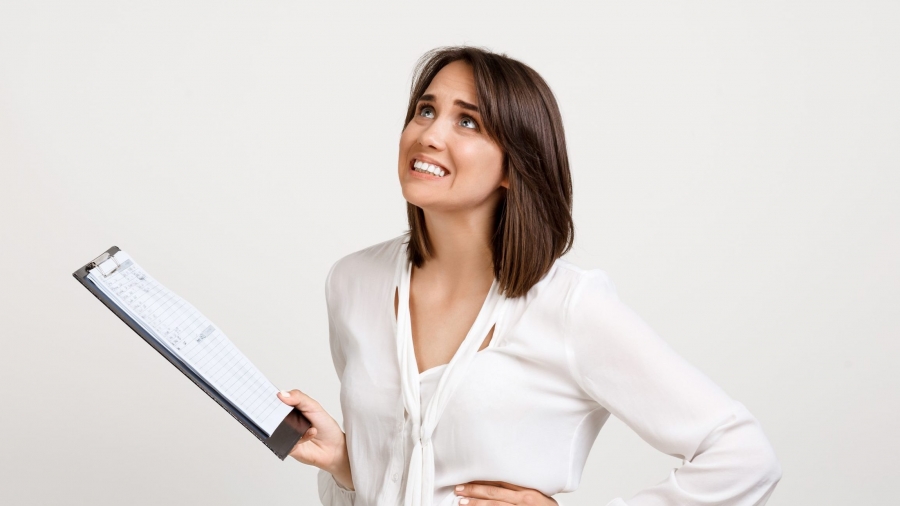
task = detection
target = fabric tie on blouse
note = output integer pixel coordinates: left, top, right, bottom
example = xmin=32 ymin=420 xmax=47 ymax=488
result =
xmin=385 ymin=255 xmax=508 ymax=506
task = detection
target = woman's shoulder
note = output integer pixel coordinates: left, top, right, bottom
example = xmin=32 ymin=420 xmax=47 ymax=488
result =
xmin=326 ymin=234 xmax=407 ymax=291
xmin=509 ymin=257 xmax=618 ymax=324
xmin=543 ymin=257 xmax=619 ymax=303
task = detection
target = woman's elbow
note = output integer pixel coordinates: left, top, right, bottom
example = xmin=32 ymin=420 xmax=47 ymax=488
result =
xmin=742 ymin=409 xmax=783 ymax=493
xmin=760 ymin=439 xmax=783 ymax=489
xmin=722 ymin=401 xmax=783 ymax=494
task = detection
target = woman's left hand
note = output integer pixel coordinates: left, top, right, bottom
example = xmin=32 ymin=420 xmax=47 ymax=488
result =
xmin=454 ymin=480 xmax=558 ymax=505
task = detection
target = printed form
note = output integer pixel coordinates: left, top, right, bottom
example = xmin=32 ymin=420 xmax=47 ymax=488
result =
xmin=87 ymin=251 xmax=293 ymax=436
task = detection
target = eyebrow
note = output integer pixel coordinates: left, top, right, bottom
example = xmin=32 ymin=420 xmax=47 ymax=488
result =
xmin=418 ymin=94 xmax=480 ymax=113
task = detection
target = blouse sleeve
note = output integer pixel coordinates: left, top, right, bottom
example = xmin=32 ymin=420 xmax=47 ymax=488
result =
xmin=316 ymin=260 xmax=357 ymax=505
xmin=317 ymin=468 xmax=356 ymax=506
xmin=324 ymin=259 xmax=347 ymax=380
xmin=563 ymin=272 xmax=782 ymax=506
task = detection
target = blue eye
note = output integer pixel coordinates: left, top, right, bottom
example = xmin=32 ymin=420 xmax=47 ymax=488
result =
xmin=419 ymin=106 xmax=435 ymax=118
xmin=460 ymin=116 xmax=478 ymax=129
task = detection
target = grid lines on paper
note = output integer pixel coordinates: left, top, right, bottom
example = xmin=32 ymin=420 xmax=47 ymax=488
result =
xmin=97 ymin=261 xmax=286 ymax=428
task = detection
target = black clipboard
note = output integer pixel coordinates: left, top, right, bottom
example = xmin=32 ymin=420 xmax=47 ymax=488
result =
xmin=73 ymin=246 xmax=310 ymax=460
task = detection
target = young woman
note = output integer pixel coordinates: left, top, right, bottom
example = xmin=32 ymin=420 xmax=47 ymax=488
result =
xmin=277 ymin=46 xmax=782 ymax=506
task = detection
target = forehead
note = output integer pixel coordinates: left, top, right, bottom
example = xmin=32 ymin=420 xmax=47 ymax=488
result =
xmin=422 ymin=60 xmax=477 ymax=102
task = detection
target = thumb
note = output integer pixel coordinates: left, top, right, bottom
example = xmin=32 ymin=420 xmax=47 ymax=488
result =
xmin=277 ymin=389 xmax=326 ymax=417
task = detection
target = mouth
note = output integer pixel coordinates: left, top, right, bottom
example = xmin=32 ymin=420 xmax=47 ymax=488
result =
xmin=409 ymin=157 xmax=449 ymax=178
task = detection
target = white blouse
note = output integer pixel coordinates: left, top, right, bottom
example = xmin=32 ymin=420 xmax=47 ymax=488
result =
xmin=316 ymin=235 xmax=781 ymax=506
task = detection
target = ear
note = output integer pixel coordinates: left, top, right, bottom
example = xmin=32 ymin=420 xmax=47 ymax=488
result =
xmin=500 ymin=175 xmax=509 ymax=189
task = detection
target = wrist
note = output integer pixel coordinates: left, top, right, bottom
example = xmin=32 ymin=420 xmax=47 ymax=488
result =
xmin=321 ymin=433 xmax=354 ymax=491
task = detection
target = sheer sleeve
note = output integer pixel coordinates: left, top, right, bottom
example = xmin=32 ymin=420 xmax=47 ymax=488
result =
xmin=316 ymin=260 xmax=356 ymax=505
xmin=317 ymin=468 xmax=356 ymax=506
xmin=324 ymin=259 xmax=347 ymax=380
xmin=563 ymin=272 xmax=782 ymax=506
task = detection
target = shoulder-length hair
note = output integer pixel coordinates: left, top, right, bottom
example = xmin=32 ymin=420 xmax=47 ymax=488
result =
xmin=403 ymin=46 xmax=574 ymax=298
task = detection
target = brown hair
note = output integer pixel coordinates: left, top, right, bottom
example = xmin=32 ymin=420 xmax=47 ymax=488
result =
xmin=403 ymin=46 xmax=574 ymax=298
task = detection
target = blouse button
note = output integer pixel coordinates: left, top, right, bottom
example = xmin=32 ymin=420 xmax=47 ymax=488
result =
xmin=391 ymin=472 xmax=399 ymax=482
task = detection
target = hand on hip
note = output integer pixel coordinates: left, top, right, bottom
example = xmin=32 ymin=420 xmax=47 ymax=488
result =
xmin=455 ymin=480 xmax=558 ymax=506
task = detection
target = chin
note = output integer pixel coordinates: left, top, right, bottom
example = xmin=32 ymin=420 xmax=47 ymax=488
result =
xmin=401 ymin=190 xmax=437 ymax=210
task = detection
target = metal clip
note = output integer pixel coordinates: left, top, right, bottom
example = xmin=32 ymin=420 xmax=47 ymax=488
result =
xmin=90 ymin=251 xmax=121 ymax=277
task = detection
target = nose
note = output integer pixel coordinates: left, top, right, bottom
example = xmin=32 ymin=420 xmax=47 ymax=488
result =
xmin=416 ymin=116 xmax=448 ymax=151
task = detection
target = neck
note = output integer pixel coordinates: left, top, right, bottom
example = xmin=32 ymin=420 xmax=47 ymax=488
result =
xmin=418 ymin=205 xmax=497 ymax=287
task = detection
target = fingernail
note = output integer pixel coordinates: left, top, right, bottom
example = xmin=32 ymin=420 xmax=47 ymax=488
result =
xmin=455 ymin=485 xmax=464 ymax=492
xmin=460 ymin=499 xmax=469 ymax=505
xmin=279 ymin=390 xmax=290 ymax=397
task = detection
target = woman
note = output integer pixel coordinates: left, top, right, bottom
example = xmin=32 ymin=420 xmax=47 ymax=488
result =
xmin=277 ymin=46 xmax=782 ymax=506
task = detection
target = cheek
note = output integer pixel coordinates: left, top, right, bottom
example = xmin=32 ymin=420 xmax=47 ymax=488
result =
xmin=398 ymin=124 xmax=417 ymax=155
xmin=459 ymin=143 xmax=504 ymax=183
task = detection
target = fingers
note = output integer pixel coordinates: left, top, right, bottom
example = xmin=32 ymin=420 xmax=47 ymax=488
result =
xmin=278 ymin=389 xmax=337 ymax=444
xmin=454 ymin=482 xmax=519 ymax=505
xmin=469 ymin=481 xmax=527 ymax=491
xmin=294 ymin=426 xmax=318 ymax=446
xmin=279 ymin=390 xmax=321 ymax=455
xmin=456 ymin=498 xmax=514 ymax=506
xmin=455 ymin=482 xmax=555 ymax=506
xmin=277 ymin=389 xmax=324 ymax=415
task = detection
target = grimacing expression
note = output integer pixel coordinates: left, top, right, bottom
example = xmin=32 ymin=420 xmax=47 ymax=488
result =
xmin=398 ymin=60 xmax=508 ymax=215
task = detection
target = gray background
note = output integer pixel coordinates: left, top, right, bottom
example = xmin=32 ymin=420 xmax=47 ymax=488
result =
xmin=1 ymin=1 xmax=897 ymax=504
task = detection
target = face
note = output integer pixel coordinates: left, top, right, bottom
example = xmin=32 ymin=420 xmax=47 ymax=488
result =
xmin=398 ymin=60 xmax=507 ymax=215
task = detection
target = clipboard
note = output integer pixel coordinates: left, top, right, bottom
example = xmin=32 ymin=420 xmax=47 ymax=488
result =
xmin=73 ymin=246 xmax=311 ymax=460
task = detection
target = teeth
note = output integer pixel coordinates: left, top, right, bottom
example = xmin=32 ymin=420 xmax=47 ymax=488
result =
xmin=412 ymin=159 xmax=446 ymax=177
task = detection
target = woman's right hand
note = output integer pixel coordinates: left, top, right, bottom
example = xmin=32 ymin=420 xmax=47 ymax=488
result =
xmin=277 ymin=389 xmax=354 ymax=489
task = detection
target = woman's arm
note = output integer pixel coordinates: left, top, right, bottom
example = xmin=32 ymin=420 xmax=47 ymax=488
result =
xmin=309 ymin=258 xmax=357 ymax=505
xmin=564 ymin=272 xmax=782 ymax=506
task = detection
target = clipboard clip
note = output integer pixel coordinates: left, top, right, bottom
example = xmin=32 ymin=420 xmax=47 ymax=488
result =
xmin=89 ymin=251 xmax=121 ymax=277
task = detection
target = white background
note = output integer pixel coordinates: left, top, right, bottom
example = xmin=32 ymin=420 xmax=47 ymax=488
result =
xmin=1 ymin=1 xmax=897 ymax=504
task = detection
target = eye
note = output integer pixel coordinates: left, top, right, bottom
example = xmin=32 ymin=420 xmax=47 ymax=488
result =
xmin=418 ymin=105 xmax=435 ymax=119
xmin=460 ymin=116 xmax=478 ymax=130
